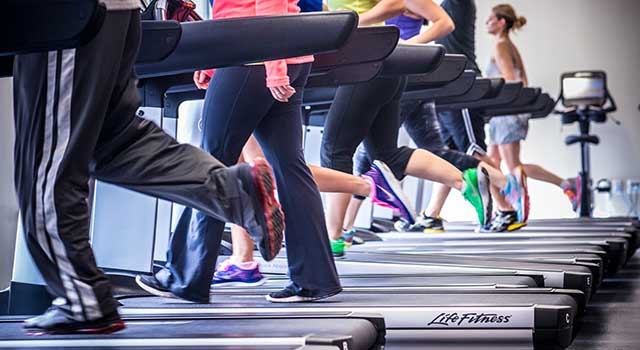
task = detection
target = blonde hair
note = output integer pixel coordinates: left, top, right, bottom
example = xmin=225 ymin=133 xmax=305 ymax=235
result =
xmin=492 ymin=4 xmax=527 ymax=32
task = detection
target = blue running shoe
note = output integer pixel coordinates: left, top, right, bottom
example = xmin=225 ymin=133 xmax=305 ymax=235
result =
xmin=363 ymin=160 xmax=417 ymax=225
xmin=501 ymin=166 xmax=530 ymax=223
xmin=212 ymin=260 xmax=267 ymax=287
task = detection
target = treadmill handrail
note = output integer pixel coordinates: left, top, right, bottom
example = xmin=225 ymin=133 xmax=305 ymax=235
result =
xmin=138 ymin=20 xmax=183 ymax=63
xmin=485 ymin=93 xmax=551 ymax=117
xmin=135 ymin=12 xmax=358 ymax=78
xmin=405 ymin=54 xmax=467 ymax=88
xmin=461 ymin=81 xmax=522 ymax=110
xmin=379 ymin=44 xmax=445 ymax=76
xmin=311 ymin=26 xmax=398 ymax=72
xmin=2 ymin=0 xmax=106 ymax=56
xmin=402 ymin=70 xmax=476 ymax=102
xmin=435 ymin=78 xmax=491 ymax=106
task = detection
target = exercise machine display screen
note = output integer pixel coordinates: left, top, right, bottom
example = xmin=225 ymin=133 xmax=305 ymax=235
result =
xmin=562 ymin=74 xmax=606 ymax=107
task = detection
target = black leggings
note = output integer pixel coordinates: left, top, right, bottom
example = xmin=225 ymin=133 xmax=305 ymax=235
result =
xmin=321 ymin=76 xmax=415 ymax=179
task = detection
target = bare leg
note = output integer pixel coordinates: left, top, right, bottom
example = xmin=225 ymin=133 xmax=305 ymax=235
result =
xmin=343 ymin=197 xmax=365 ymax=231
xmin=487 ymin=144 xmax=502 ymax=169
xmin=522 ymin=164 xmax=564 ymax=187
xmin=326 ymin=193 xmax=351 ymax=240
xmin=425 ymin=182 xmax=452 ymax=217
xmin=498 ymin=142 xmax=523 ymax=173
xmin=229 ymin=224 xmax=255 ymax=263
xmin=310 ymin=165 xmax=371 ymax=196
xmin=404 ymin=149 xmax=463 ymax=190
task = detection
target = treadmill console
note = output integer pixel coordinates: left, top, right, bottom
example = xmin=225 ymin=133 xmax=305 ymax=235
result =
xmin=560 ymin=71 xmax=607 ymax=108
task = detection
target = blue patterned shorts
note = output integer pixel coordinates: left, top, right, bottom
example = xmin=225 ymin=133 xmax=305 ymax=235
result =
xmin=489 ymin=114 xmax=530 ymax=145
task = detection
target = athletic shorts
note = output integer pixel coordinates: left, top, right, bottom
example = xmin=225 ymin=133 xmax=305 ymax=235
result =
xmin=436 ymin=108 xmax=487 ymax=155
xmin=489 ymin=114 xmax=530 ymax=145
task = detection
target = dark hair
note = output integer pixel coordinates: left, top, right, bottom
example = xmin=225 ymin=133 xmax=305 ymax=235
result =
xmin=493 ymin=4 xmax=527 ymax=32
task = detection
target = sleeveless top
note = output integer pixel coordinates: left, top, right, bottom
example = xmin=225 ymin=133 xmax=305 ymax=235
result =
xmin=385 ymin=15 xmax=423 ymax=40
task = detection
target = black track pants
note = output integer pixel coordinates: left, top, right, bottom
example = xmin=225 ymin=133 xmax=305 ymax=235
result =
xmin=13 ymin=10 xmax=250 ymax=321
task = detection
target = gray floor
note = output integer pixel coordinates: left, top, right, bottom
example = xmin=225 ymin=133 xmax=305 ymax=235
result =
xmin=568 ymin=252 xmax=640 ymax=350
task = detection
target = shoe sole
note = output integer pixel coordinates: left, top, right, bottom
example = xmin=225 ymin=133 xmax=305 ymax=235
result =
xmin=211 ymin=277 xmax=268 ymax=288
xmin=477 ymin=167 xmax=493 ymax=226
xmin=265 ymin=288 xmax=342 ymax=303
xmin=251 ymin=159 xmax=284 ymax=261
xmin=515 ymin=166 xmax=530 ymax=223
xmin=507 ymin=222 xmax=528 ymax=231
xmin=423 ymin=228 xmax=445 ymax=233
xmin=25 ymin=321 xmax=126 ymax=336
xmin=135 ymin=275 xmax=178 ymax=299
xmin=373 ymin=161 xmax=417 ymax=224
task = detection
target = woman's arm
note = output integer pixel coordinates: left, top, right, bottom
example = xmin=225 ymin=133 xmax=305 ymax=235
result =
xmin=358 ymin=0 xmax=405 ymax=27
xmin=494 ymin=41 xmax=517 ymax=81
xmin=255 ymin=0 xmax=291 ymax=87
xmin=404 ymin=0 xmax=454 ymax=44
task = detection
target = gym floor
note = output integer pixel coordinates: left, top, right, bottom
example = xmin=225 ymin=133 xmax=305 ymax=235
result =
xmin=569 ymin=252 xmax=640 ymax=350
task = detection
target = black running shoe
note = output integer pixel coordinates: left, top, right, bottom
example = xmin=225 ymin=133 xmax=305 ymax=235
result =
xmin=266 ymin=282 xmax=342 ymax=303
xmin=481 ymin=211 xmax=527 ymax=232
xmin=233 ymin=158 xmax=285 ymax=261
xmin=135 ymin=275 xmax=179 ymax=299
xmin=23 ymin=306 xmax=124 ymax=335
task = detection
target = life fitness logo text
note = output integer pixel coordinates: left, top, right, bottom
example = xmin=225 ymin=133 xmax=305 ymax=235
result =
xmin=428 ymin=312 xmax=513 ymax=326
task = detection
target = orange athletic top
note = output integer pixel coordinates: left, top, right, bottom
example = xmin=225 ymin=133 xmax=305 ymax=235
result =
xmin=209 ymin=0 xmax=314 ymax=87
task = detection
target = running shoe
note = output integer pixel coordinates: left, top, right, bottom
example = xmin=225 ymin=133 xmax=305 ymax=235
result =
xmin=212 ymin=259 xmax=267 ymax=287
xmin=331 ymin=238 xmax=345 ymax=258
xmin=342 ymin=229 xmax=356 ymax=248
xmin=232 ymin=158 xmax=285 ymax=261
xmin=481 ymin=210 xmax=527 ymax=232
xmin=461 ymin=167 xmax=493 ymax=226
xmin=394 ymin=214 xmax=445 ymax=233
xmin=23 ymin=306 xmax=125 ymax=335
xmin=562 ymin=177 xmax=581 ymax=212
xmin=362 ymin=160 xmax=417 ymax=225
xmin=135 ymin=275 xmax=180 ymax=299
xmin=266 ymin=282 xmax=342 ymax=303
xmin=501 ymin=166 xmax=530 ymax=223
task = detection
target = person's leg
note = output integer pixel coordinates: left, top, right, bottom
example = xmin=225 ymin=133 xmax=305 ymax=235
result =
xmin=397 ymin=102 xmax=496 ymax=228
xmin=487 ymin=144 xmax=502 ymax=170
xmin=13 ymin=11 xmax=148 ymax=334
xmin=495 ymin=142 xmax=530 ymax=223
xmin=521 ymin=164 xmax=564 ymax=186
xmin=254 ymin=63 xmax=341 ymax=301
xmin=321 ymin=80 xmax=387 ymax=243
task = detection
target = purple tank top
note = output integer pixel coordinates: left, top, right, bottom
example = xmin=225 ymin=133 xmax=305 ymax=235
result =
xmin=385 ymin=15 xmax=423 ymax=40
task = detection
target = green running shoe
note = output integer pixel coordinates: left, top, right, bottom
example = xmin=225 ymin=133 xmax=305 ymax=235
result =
xmin=462 ymin=167 xmax=493 ymax=226
xmin=330 ymin=238 xmax=345 ymax=258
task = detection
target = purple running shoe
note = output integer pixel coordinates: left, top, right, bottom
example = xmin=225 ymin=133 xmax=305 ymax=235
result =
xmin=362 ymin=160 xmax=417 ymax=225
xmin=212 ymin=260 xmax=267 ymax=287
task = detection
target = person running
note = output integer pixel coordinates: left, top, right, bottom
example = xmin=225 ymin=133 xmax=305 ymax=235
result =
xmin=485 ymin=4 xmax=579 ymax=216
xmin=345 ymin=0 xmax=527 ymax=235
xmin=207 ymin=0 xmax=415 ymax=285
xmin=322 ymin=0 xmax=496 ymax=258
xmin=146 ymin=0 xmax=350 ymax=303
xmin=15 ymin=1 xmax=285 ymax=334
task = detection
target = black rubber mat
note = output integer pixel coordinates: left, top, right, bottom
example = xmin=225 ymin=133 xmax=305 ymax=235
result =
xmin=568 ymin=252 xmax=640 ymax=349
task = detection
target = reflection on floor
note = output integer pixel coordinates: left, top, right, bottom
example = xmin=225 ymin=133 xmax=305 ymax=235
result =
xmin=569 ymin=252 xmax=640 ymax=350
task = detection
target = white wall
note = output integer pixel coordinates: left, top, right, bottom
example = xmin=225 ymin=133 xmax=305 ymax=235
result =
xmin=441 ymin=0 xmax=640 ymax=220
xmin=0 ymin=77 xmax=17 ymax=289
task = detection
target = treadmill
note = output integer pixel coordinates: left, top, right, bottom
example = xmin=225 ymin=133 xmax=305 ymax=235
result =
xmin=118 ymin=37 xmax=580 ymax=349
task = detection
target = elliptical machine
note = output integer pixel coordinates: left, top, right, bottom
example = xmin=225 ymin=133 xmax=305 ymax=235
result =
xmin=554 ymin=71 xmax=617 ymax=217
